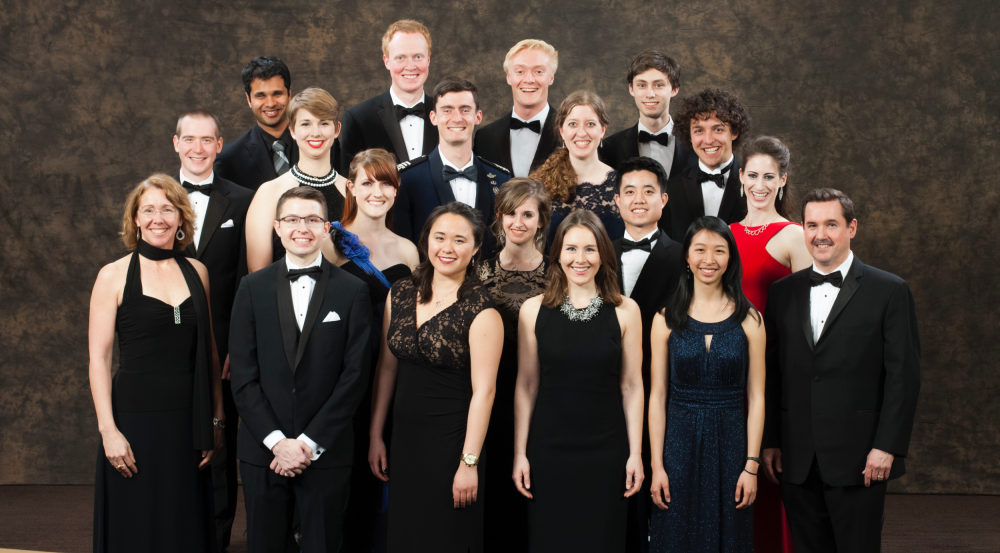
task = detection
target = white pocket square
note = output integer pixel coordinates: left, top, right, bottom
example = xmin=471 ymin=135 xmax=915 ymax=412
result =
xmin=322 ymin=311 xmax=341 ymax=322
xmin=220 ymin=219 xmax=235 ymax=228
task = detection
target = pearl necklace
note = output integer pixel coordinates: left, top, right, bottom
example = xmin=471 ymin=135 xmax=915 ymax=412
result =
xmin=291 ymin=165 xmax=338 ymax=187
xmin=560 ymin=294 xmax=603 ymax=322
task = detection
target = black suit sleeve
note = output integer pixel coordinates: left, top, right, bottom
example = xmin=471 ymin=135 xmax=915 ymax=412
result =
xmin=762 ymin=282 xmax=782 ymax=450
xmin=229 ymin=278 xmax=284 ymax=443
xmin=214 ymin=156 xmax=234 ymax=187
xmin=873 ymin=281 xmax=921 ymax=457
xmin=395 ymin=178 xmax=415 ymax=241
xmin=302 ymin=283 xmax=373 ymax=448
xmin=339 ymin=110 xmax=366 ymax=174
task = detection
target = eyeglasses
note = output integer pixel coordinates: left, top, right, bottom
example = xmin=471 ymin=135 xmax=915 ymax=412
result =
xmin=277 ymin=216 xmax=328 ymax=229
xmin=139 ymin=207 xmax=178 ymax=219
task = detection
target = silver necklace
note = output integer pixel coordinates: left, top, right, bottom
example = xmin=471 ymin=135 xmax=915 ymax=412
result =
xmin=433 ymin=283 xmax=462 ymax=309
xmin=291 ymin=165 xmax=338 ymax=187
xmin=503 ymin=249 xmax=540 ymax=272
xmin=560 ymin=294 xmax=603 ymax=322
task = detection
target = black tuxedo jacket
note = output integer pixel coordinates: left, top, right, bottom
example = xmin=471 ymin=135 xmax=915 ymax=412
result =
xmin=599 ymin=123 xmax=698 ymax=178
xmin=762 ymin=257 xmax=921 ymax=487
xmin=230 ymin=257 xmax=372 ymax=468
xmin=182 ymin=176 xmax=252 ymax=364
xmin=473 ymin=106 xmax=559 ymax=175
xmin=661 ymin=156 xmax=746 ymax=241
xmin=339 ymin=89 xmax=438 ymax=171
xmin=394 ymin=147 xmax=512 ymax=260
xmin=612 ymin=234 xmax=684 ymax=467
xmin=214 ymin=125 xmax=340 ymax=191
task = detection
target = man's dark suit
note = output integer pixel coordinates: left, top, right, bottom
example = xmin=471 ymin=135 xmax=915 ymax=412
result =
xmin=230 ymin=257 xmax=372 ymax=553
xmin=473 ymin=106 xmax=559 ymax=175
xmin=339 ymin=90 xmax=438 ymax=172
xmin=612 ymin=233 xmax=683 ymax=553
xmin=762 ymin=257 xmax=920 ymax=552
xmin=661 ymin=156 xmax=745 ymax=241
xmin=394 ymin=148 xmax=512 ymax=260
xmin=181 ymin=175 xmax=253 ymax=551
xmin=215 ymin=124 xmax=340 ymax=191
xmin=599 ymin=124 xmax=698 ymax=177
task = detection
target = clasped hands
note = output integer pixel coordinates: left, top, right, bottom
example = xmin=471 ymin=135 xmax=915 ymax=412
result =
xmin=270 ymin=438 xmax=314 ymax=477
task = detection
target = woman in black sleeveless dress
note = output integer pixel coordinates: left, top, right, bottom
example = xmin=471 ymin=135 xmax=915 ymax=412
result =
xmin=514 ymin=210 xmax=645 ymax=552
xmin=245 ymin=87 xmax=349 ymax=272
xmin=90 ymin=175 xmax=222 ymax=552
xmin=369 ymin=203 xmax=504 ymax=553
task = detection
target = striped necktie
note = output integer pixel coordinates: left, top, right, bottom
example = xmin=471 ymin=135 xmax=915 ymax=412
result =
xmin=272 ymin=140 xmax=290 ymax=176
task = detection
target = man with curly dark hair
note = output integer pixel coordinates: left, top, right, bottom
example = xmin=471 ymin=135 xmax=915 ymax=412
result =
xmin=660 ymin=87 xmax=751 ymax=240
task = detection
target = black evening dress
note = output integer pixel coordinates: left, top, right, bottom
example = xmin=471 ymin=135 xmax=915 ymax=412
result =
xmin=477 ymin=255 xmax=548 ymax=553
xmin=528 ymin=301 xmax=629 ymax=552
xmin=649 ymin=315 xmax=753 ymax=552
xmin=93 ymin=247 xmax=215 ymax=553
xmin=341 ymin=253 xmax=411 ymax=553
xmin=546 ymin=170 xmax=624 ymax=247
xmin=386 ymin=278 xmax=496 ymax=553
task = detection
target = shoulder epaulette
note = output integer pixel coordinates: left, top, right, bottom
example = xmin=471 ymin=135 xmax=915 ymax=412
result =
xmin=476 ymin=156 xmax=512 ymax=176
xmin=397 ymin=155 xmax=429 ymax=172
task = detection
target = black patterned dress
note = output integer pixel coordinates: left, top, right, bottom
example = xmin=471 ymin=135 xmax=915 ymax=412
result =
xmin=386 ymin=279 xmax=497 ymax=553
xmin=546 ymin=170 xmax=624 ymax=245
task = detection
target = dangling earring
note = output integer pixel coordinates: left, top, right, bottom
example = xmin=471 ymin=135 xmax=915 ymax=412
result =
xmin=778 ymin=187 xmax=784 ymax=201
xmin=176 ymin=228 xmax=186 ymax=241
xmin=739 ymin=186 xmax=743 ymax=198
xmin=136 ymin=229 xmax=141 ymax=241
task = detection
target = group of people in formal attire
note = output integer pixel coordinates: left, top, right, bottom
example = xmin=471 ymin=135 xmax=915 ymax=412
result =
xmin=87 ymin=18 xmax=922 ymax=553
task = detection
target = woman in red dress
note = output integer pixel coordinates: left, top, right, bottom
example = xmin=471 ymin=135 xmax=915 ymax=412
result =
xmin=731 ymin=136 xmax=811 ymax=552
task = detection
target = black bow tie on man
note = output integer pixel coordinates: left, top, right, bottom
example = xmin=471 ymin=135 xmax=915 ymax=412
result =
xmin=182 ymin=181 xmax=213 ymax=195
xmin=286 ymin=267 xmax=323 ymax=282
xmin=443 ymin=164 xmax=478 ymax=183
xmin=638 ymin=130 xmax=671 ymax=146
xmin=394 ymin=103 xmax=425 ymax=121
xmin=809 ymin=269 xmax=843 ymax=288
xmin=697 ymin=160 xmax=734 ymax=189
xmin=510 ymin=117 xmax=542 ymax=134
xmin=621 ymin=230 xmax=660 ymax=253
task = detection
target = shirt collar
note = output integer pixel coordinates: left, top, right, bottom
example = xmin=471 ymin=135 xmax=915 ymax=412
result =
xmin=286 ymin=252 xmax=323 ymax=271
xmin=624 ymin=228 xmax=659 ymax=243
xmin=637 ymin=117 xmax=673 ymax=136
xmin=812 ymin=250 xmax=854 ymax=278
xmin=180 ymin=169 xmax=214 ymax=186
xmin=512 ymin=103 xmax=550 ymax=124
xmin=256 ymin=124 xmax=291 ymax=152
xmin=440 ymin=150 xmax=475 ymax=171
xmin=389 ymin=87 xmax=426 ymax=108
xmin=698 ymin=154 xmax=735 ymax=175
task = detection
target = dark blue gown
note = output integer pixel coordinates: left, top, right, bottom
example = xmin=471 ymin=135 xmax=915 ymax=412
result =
xmin=650 ymin=315 xmax=753 ymax=552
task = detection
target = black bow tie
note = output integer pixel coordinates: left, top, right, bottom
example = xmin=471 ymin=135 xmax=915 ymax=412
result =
xmin=182 ymin=181 xmax=213 ymax=194
xmin=286 ymin=267 xmax=322 ymax=282
xmin=443 ymin=164 xmax=478 ymax=183
xmin=394 ymin=103 xmax=425 ymax=121
xmin=809 ymin=269 xmax=843 ymax=288
xmin=638 ymin=130 xmax=671 ymax=146
xmin=697 ymin=161 xmax=733 ymax=189
xmin=510 ymin=117 xmax=542 ymax=133
xmin=621 ymin=230 xmax=660 ymax=253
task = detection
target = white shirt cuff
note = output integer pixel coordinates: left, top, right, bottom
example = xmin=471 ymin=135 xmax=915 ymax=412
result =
xmin=263 ymin=430 xmax=287 ymax=451
xmin=297 ymin=434 xmax=325 ymax=461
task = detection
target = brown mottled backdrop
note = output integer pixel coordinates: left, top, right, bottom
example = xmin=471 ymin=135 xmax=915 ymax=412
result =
xmin=1 ymin=0 xmax=997 ymax=493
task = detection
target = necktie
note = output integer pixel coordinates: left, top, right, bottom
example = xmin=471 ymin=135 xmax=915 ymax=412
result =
xmin=286 ymin=267 xmax=322 ymax=282
xmin=272 ymin=140 xmax=290 ymax=176
xmin=394 ymin=103 xmax=425 ymax=121
xmin=697 ymin=160 xmax=733 ymax=189
xmin=443 ymin=164 xmax=478 ymax=183
xmin=510 ymin=117 xmax=542 ymax=133
xmin=638 ymin=130 xmax=671 ymax=146
xmin=809 ymin=269 xmax=843 ymax=288
xmin=621 ymin=230 xmax=660 ymax=253
xmin=182 ymin=181 xmax=213 ymax=195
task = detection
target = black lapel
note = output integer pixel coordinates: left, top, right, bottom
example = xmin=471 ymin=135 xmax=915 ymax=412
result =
xmin=716 ymin=155 xmax=744 ymax=223
xmin=817 ymin=257 xmax=864 ymax=344
xmin=631 ymin=236 xmax=671 ymax=301
xmin=294 ymin=259 xmax=331 ymax=369
xmin=429 ymin=149 xmax=457 ymax=204
xmin=275 ymin=262 xmax=299 ymax=372
xmin=681 ymin=165 xmax=706 ymax=219
xmin=421 ymin=94 xmax=438 ymax=156
xmin=613 ymin=239 xmax=625 ymax=293
xmin=496 ymin=115 xmax=514 ymax=171
xmin=247 ymin=126 xmax=278 ymax=182
xmin=625 ymin=124 xmax=641 ymax=160
xmin=530 ymin=106 xmax=559 ymax=171
xmin=196 ymin=185 xmax=230 ymax=258
xmin=377 ymin=91 xmax=409 ymax=161
xmin=474 ymin=157 xmax=499 ymax=211
xmin=796 ymin=272 xmax=815 ymax=349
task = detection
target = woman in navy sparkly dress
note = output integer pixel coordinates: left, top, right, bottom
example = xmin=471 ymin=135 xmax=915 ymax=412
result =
xmin=647 ymin=217 xmax=765 ymax=552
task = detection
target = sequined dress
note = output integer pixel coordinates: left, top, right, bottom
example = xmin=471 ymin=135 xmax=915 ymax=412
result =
xmin=546 ymin=170 xmax=624 ymax=246
xmin=650 ymin=315 xmax=753 ymax=552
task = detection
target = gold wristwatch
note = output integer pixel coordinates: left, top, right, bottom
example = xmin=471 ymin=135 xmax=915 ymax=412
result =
xmin=460 ymin=453 xmax=479 ymax=467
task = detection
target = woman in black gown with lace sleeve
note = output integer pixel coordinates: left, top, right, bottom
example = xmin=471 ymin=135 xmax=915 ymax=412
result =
xmin=369 ymin=203 xmax=503 ymax=553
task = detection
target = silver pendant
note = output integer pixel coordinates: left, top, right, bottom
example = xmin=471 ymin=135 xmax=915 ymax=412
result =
xmin=173 ymin=305 xmax=181 ymax=324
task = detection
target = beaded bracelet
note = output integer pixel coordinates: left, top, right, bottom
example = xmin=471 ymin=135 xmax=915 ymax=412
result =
xmin=746 ymin=456 xmax=762 ymax=464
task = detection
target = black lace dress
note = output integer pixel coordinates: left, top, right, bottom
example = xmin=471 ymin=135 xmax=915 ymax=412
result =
xmin=477 ymin=255 xmax=549 ymax=552
xmin=386 ymin=279 xmax=497 ymax=553
xmin=546 ymin=170 xmax=624 ymax=246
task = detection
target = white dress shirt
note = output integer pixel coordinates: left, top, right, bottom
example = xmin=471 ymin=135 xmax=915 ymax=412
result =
xmin=390 ymin=88 xmax=426 ymax=161
xmin=637 ymin=119 xmax=676 ymax=176
xmin=810 ymin=251 xmax=855 ymax=343
xmin=698 ymin=156 xmax=734 ymax=217
xmin=509 ymin=104 xmax=550 ymax=177
xmin=441 ymin=152 xmax=478 ymax=207
xmin=621 ymin=228 xmax=658 ymax=298
xmin=180 ymin=169 xmax=213 ymax=250
xmin=261 ymin=254 xmax=326 ymax=461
